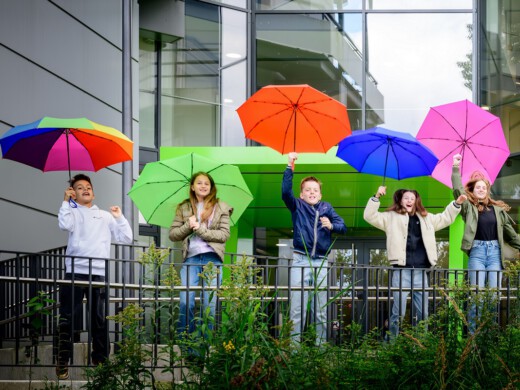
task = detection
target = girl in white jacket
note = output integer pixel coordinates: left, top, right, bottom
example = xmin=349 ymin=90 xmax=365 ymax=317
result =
xmin=364 ymin=186 xmax=466 ymax=338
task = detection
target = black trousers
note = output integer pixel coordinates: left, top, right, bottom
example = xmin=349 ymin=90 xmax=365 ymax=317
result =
xmin=57 ymin=273 xmax=108 ymax=365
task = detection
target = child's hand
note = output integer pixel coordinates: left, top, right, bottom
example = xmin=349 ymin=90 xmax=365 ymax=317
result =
xmin=320 ymin=216 xmax=332 ymax=230
xmin=288 ymin=152 xmax=298 ymax=165
xmin=109 ymin=206 xmax=122 ymax=218
xmin=64 ymin=187 xmax=76 ymax=201
xmin=188 ymin=215 xmax=200 ymax=230
xmin=453 ymin=154 xmax=462 ymax=166
xmin=455 ymin=194 xmax=467 ymax=205
xmin=375 ymin=186 xmax=386 ymax=198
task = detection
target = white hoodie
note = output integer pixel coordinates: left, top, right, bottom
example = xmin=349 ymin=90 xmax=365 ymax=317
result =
xmin=58 ymin=201 xmax=133 ymax=276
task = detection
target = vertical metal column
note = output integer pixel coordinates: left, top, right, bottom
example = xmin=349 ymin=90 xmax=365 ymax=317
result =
xmin=122 ymin=0 xmax=134 ymax=285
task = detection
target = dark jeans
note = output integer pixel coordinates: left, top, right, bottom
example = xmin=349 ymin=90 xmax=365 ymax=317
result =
xmin=57 ymin=273 xmax=108 ymax=365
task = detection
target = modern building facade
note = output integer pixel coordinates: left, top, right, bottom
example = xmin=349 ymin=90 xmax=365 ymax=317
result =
xmin=1 ymin=0 xmax=519 ymax=266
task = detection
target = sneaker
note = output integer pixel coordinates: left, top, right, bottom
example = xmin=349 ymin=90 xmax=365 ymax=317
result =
xmin=56 ymin=365 xmax=69 ymax=380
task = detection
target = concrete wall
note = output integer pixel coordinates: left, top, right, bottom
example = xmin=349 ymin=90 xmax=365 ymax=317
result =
xmin=0 ymin=0 xmax=140 ymax=253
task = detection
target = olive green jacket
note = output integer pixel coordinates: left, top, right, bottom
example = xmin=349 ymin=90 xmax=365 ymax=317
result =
xmin=452 ymin=166 xmax=520 ymax=266
xmin=169 ymin=200 xmax=231 ymax=262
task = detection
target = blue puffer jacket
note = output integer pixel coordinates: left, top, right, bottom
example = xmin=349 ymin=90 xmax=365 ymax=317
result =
xmin=282 ymin=167 xmax=347 ymax=258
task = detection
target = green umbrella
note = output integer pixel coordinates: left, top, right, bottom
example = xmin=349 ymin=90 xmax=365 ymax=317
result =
xmin=128 ymin=153 xmax=253 ymax=227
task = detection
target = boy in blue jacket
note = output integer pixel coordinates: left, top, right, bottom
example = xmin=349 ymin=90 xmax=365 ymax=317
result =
xmin=282 ymin=152 xmax=347 ymax=344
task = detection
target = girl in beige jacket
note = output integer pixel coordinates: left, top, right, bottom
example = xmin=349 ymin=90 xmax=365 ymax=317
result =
xmin=169 ymin=171 xmax=232 ymax=340
xmin=364 ymin=186 xmax=466 ymax=338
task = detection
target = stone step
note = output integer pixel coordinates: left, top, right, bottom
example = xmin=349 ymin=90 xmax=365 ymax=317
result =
xmin=0 ymin=380 xmax=87 ymax=390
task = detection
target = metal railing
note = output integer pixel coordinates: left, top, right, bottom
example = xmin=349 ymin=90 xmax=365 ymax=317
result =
xmin=1 ymin=245 xmax=519 ymax=369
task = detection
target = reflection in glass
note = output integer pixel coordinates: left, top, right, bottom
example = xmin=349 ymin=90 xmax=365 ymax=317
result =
xmin=222 ymin=8 xmax=247 ymax=67
xmin=256 ymin=0 xmax=361 ymax=11
xmin=256 ymin=13 xmax=366 ymax=131
xmin=222 ymin=62 xmax=247 ymax=146
xmin=139 ymin=37 xmax=157 ymax=148
xmin=366 ymin=12 xmax=472 ymax=134
xmin=481 ymin=1 xmax=520 ymax=156
xmin=160 ymin=1 xmax=219 ymax=147
xmin=368 ymin=0 xmax=472 ymax=10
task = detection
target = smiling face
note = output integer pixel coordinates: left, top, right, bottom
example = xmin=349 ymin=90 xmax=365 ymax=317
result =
xmin=72 ymin=179 xmax=94 ymax=207
xmin=191 ymin=174 xmax=212 ymax=202
xmin=473 ymin=180 xmax=488 ymax=200
xmin=300 ymin=179 xmax=322 ymax=206
xmin=400 ymin=191 xmax=416 ymax=215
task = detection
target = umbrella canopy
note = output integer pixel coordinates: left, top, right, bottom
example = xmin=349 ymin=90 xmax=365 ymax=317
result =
xmin=336 ymin=127 xmax=439 ymax=184
xmin=0 ymin=117 xmax=133 ymax=180
xmin=128 ymin=153 xmax=253 ymax=228
xmin=236 ymin=84 xmax=351 ymax=154
xmin=416 ymin=99 xmax=510 ymax=187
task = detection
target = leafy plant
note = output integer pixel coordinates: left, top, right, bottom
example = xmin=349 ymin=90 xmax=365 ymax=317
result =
xmin=25 ymin=291 xmax=55 ymax=386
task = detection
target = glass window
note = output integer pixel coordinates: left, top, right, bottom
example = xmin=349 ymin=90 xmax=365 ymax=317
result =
xmin=368 ymin=0 xmax=472 ymax=10
xmin=222 ymin=7 xmax=247 ymax=67
xmin=256 ymin=13 xmax=363 ymax=130
xmin=221 ymin=7 xmax=247 ymax=146
xmin=213 ymin=0 xmax=247 ymax=8
xmin=139 ymin=36 xmax=157 ymax=149
xmin=256 ymin=0 xmax=361 ymax=11
xmin=222 ymin=61 xmax=247 ymax=146
xmin=480 ymin=0 xmax=520 ymax=155
xmin=160 ymin=1 xmax=220 ymax=147
xmin=366 ymin=12 xmax=472 ymax=133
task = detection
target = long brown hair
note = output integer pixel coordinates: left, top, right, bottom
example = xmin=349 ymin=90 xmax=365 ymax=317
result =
xmin=464 ymin=171 xmax=510 ymax=212
xmin=177 ymin=171 xmax=219 ymax=224
xmin=386 ymin=189 xmax=428 ymax=217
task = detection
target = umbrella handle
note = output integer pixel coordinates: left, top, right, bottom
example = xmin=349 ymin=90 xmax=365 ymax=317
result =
xmin=69 ymin=198 xmax=78 ymax=208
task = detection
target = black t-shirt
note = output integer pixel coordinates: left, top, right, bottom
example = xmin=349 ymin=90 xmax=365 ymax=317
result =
xmin=475 ymin=207 xmax=498 ymax=241
xmin=405 ymin=214 xmax=429 ymax=268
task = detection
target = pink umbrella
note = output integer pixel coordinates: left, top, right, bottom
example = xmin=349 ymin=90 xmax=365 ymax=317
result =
xmin=416 ymin=99 xmax=510 ymax=188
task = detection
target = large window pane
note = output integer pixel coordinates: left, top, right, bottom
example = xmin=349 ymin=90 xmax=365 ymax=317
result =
xmin=221 ymin=8 xmax=247 ymax=146
xmin=480 ymin=0 xmax=520 ymax=155
xmin=368 ymin=0 xmax=472 ymax=10
xmin=256 ymin=0 xmax=361 ymax=11
xmin=222 ymin=7 xmax=246 ymax=67
xmin=366 ymin=13 xmax=472 ymax=133
xmin=160 ymin=1 xmax=219 ymax=147
xmin=256 ymin=13 xmax=364 ymax=131
xmin=222 ymin=61 xmax=247 ymax=146
xmin=139 ymin=36 xmax=157 ymax=149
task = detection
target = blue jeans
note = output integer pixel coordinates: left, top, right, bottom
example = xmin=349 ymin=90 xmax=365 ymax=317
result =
xmin=390 ymin=268 xmax=429 ymax=338
xmin=467 ymin=240 xmax=502 ymax=333
xmin=289 ymin=253 xmax=329 ymax=345
xmin=178 ymin=252 xmax=222 ymax=336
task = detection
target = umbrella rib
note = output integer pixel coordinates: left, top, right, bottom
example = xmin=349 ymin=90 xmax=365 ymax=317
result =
xmin=300 ymin=108 xmax=350 ymax=146
xmin=243 ymin=104 xmax=293 ymax=137
xmin=67 ymin=128 xmax=132 ymax=169
xmin=429 ymin=108 xmax=465 ymax=142
xmin=465 ymin=118 xmax=502 ymax=144
xmin=211 ymin=182 xmax=253 ymax=197
xmin=147 ymin=185 xmax=189 ymax=221
xmin=358 ymin=141 xmax=386 ymax=172
xmin=158 ymin=161 xmax=191 ymax=181
xmin=392 ymin=142 xmax=435 ymax=177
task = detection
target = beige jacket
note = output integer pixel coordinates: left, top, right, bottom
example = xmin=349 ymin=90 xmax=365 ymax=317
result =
xmin=169 ymin=200 xmax=231 ymax=262
xmin=363 ymin=197 xmax=461 ymax=267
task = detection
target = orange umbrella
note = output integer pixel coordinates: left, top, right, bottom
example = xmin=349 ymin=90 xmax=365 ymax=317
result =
xmin=236 ymin=84 xmax=351 ymax=154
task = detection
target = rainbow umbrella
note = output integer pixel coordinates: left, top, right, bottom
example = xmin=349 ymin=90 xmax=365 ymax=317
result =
xmin=0 ymin=117 xmax=133 ymax=181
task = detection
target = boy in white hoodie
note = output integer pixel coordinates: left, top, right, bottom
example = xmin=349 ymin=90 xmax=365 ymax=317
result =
xmin=56 ymin=174 xmax=133 ymax=379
